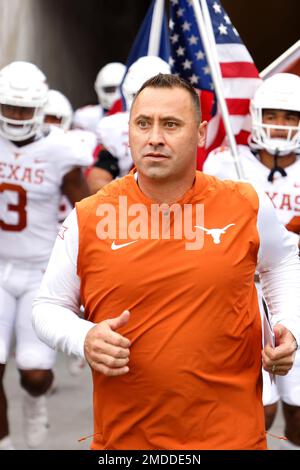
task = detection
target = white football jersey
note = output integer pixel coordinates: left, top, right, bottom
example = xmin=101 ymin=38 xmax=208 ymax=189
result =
xmin=72 ymin=104 xmax=104 ymax=134
xmin=97 ymin=111 xmax=133 ymax=177
xmin=0 ymin=126 xmax=93 ymax=267
xmin=204 ymin=145 xmax=300 ymax=234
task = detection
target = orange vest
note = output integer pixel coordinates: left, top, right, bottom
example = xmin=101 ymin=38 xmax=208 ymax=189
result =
xmin=76 ymin=171 xmax=266 ymax=450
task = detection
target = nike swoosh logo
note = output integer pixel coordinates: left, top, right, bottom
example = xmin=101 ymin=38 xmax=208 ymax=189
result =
xmin=111 ymin=240 xmax=138 ymax=250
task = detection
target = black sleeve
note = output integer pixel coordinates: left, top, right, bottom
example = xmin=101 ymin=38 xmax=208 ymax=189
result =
xmin=94 ymin=149 xmax=120 ymax=179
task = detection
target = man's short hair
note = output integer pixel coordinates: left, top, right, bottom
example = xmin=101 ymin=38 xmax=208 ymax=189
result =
xmin=132 ymin=73 xmax=201 ymax=124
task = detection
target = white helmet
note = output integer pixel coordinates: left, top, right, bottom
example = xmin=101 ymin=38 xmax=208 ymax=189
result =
xmin=122 ymin=56 xmax=171 ymax=111
xmin=44 ymin=89 xmax=73 ymax=130
xmin=250 ymin=73 xmax=300 ymax=156
xmin=94 ymin=62 xmax=126 ymax=111
xmin=0 ymin=61 xmax=48 ymax=141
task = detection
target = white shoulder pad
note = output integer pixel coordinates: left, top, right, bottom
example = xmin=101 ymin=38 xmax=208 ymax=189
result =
xmin=46 ymin=127 xmax=94 ymax=180
xmin=73 ymin=105 xmax=104 ymax=133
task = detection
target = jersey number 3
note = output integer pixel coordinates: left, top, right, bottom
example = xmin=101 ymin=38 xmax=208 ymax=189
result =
xmin=0 ymin=183 xmax=27 ymax=231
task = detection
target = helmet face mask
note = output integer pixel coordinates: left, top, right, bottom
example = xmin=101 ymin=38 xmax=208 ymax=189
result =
xmin=0 ymin=61 xmax=48 ymax=141
xmin=44 ymin=115 xmax=63 ymax=127
xmin=0 ymin=104 xmax=44 ymax=140
xmin=94 ymin=62 xmax=126 ymax=111
xmin=250 ymin=73 xmax=300 ymax=156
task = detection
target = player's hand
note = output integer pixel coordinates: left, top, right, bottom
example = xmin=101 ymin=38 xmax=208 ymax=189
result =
xmin=84 ymin=310 xmax=131 ymax=376
xmin=262 ymin=324 xmax=297 ymax=376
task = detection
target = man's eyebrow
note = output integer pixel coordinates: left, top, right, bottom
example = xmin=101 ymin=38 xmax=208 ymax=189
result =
xmin=285 ymin=111 xmax=300 ymax=116
xmin=133 ymin=114 xmax=184 ymax=124
xmin=160 ymin=115 xmax=184 ymax=123
xmin=133 ymin=114 xmax=151 ymax=121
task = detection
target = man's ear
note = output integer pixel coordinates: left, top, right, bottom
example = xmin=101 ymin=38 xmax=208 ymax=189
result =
xmin=198 ymin=121 xmax=207 ymax=148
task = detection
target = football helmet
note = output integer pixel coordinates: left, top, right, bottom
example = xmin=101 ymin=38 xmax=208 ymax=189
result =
xmin=0 ymin=61 xmax=48 ymax=141
xmin=122 ymin=56 xmax=171 ymax=111
xmin=250 ymin=73 xmax=300 ymax=156
xmin=44 ymin=89 xmax=73 ymax=130
xmin=94 ymin=62 xmax=126 ymax=111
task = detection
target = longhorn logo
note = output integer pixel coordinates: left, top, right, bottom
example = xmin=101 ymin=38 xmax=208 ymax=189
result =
xmin=195 ymin=224 xmax=235 ymax=244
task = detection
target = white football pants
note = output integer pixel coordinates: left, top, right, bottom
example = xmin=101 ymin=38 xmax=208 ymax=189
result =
xmin=0 ymin=261 xmax=56 ymax=369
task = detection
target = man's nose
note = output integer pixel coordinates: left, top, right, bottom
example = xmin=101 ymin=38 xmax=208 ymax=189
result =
xmin=148 ymin=124 xmax=164 ymax=146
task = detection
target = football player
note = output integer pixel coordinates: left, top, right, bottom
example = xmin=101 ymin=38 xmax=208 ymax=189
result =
xmin=72 ymin=62 xmax=126 ymax=134
xmin=44 ymin=89 xmax=73 ymax=130
xmin=0 ymin=61 xmax=93 ymax=449
xmin=203 ymin=73 xmax=300 ymax=450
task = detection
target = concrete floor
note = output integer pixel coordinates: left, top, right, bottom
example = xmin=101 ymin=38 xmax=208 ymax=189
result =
xmin=4 ymin=353 xmax=285 ymax=450
xmin=4 ymin=353 xmax=93 ymax=450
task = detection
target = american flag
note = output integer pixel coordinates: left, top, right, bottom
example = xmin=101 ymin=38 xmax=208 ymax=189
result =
xmin=169 ymin=0 xmax=261 ymax=166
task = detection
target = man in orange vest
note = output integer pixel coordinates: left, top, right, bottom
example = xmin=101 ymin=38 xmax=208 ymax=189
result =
xmin=33 ymin=74 xmax=300 ymax=450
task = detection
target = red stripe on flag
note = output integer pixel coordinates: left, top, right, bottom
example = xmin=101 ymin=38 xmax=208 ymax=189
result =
xmin=205 ymin=123 xmax=250 ymax=154
xmin=199 ymin=90 xmax=214 ymax=122
xmin=225 ymin=98 xmax=250 ymax=115
xmin=220 ymin=62 xmax=259 ymax=78
xmin=235 ymin=129 xmax=250 ymax=145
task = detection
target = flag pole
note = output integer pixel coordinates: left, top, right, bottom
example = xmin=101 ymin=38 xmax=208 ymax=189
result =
xmin=191 ymin=0 xmax=245 ymax=179
xmin=148 ymin=0 xmax=165 ymax=56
